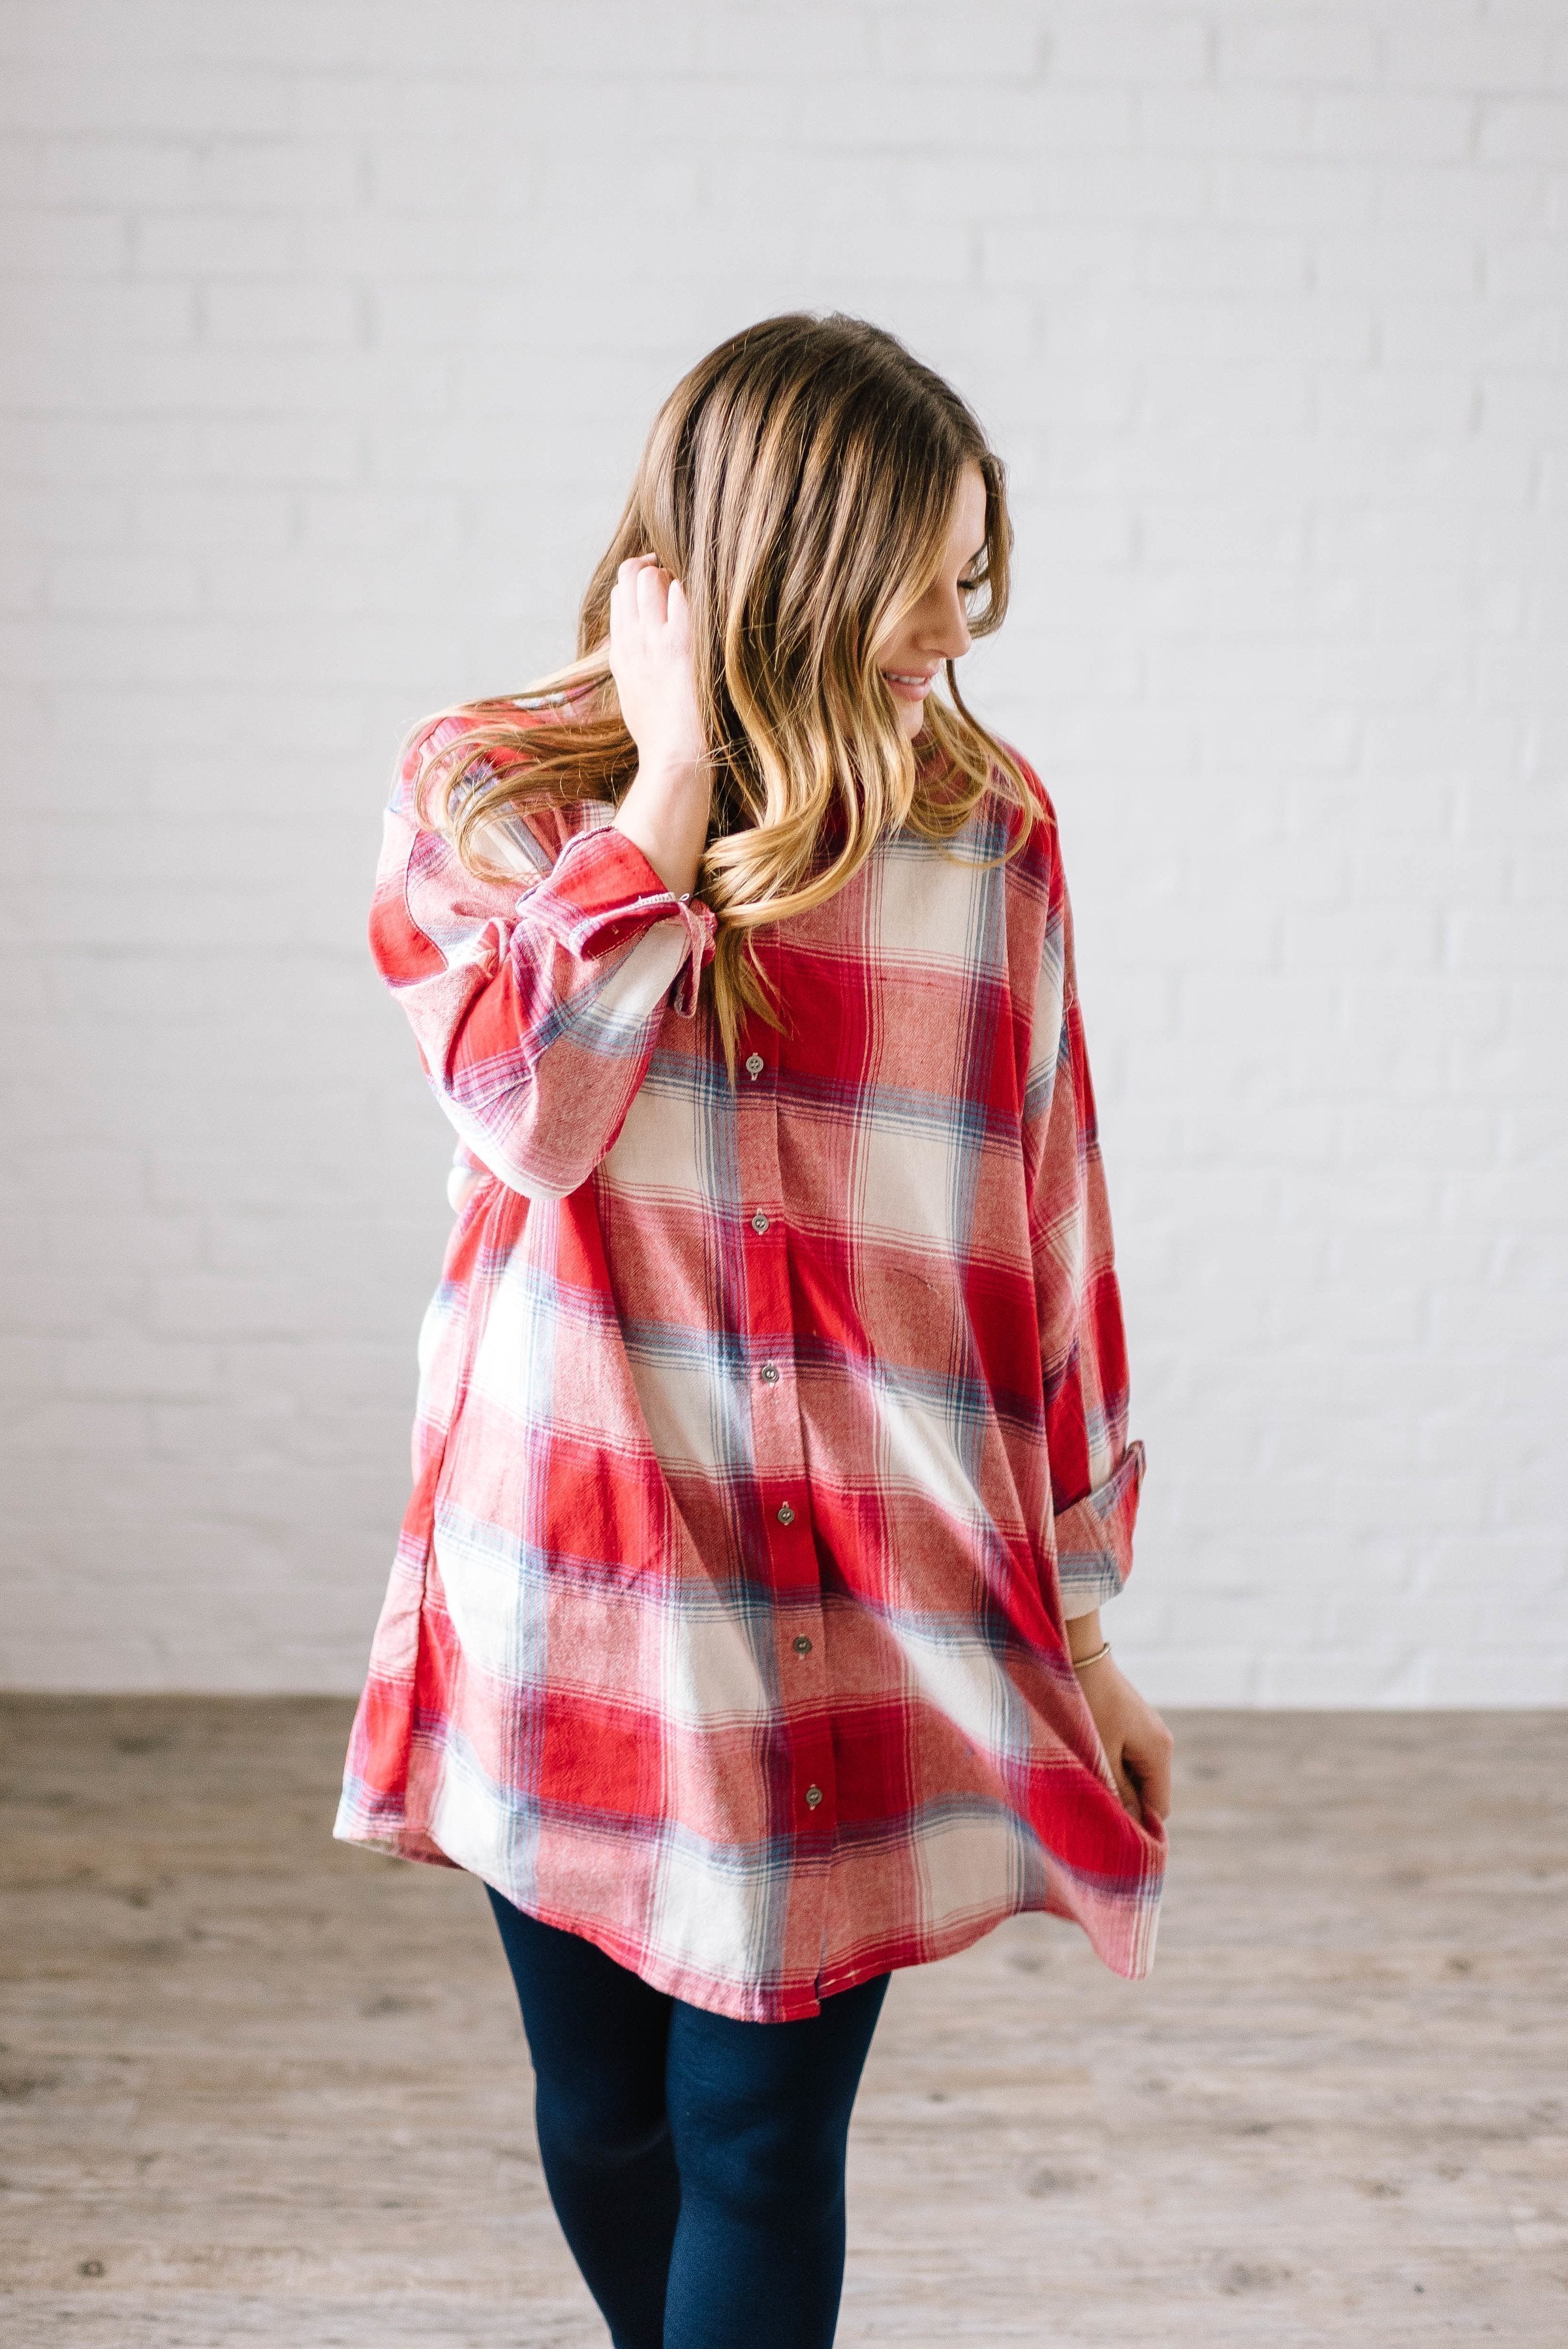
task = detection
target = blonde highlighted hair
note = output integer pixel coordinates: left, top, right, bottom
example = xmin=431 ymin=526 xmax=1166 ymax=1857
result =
xmin=415 ymin=312 xmax=1039 ymax=1071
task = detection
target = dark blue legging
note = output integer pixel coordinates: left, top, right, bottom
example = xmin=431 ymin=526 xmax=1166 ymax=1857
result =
xmin=487 ymin=1889 xmax=889 ymax=2349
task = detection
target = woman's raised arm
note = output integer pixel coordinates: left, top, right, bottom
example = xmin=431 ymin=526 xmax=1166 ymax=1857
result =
xmin=606 ymin=554 xmax=712 ymax=898
xmin=369 ymin=729 xmax=715 ymax=1203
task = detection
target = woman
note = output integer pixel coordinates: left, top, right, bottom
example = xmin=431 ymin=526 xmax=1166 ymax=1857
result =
xmin=337 ymin=313 xmax=1172 ymax=2349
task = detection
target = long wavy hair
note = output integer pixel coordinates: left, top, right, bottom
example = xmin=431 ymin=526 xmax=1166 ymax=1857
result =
xmin=414 ymin=312 xmax=1039 ymax=1072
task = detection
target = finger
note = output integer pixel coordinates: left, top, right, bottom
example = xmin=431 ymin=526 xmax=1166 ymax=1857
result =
xmin=614 ymin=557 xmax=657 ymax=630
xmin=1113 ymin=1761 xmax=1144 ymax=1823
xmin=634 ymin=560 xmax=669 ymax=626
xmin=1128 ymin=1733 xmax=1174 ymax=1822
xmin=611 ymin=563 xmax=644 ymax=613
xmin=607 ymin=581 xmax=640 ymax=673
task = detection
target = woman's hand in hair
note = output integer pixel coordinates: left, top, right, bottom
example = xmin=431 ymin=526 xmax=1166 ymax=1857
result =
xmin=608 ymin=555 xmax=711 ymax=899
xmin=1069 ymin=1620 xmax=1174 ymax=1828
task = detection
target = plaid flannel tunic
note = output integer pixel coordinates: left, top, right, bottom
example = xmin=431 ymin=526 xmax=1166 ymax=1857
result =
xmin=335 ymin=711 xmax=1166 ymax=2019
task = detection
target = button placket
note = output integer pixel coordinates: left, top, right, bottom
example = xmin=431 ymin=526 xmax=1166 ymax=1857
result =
xmin=735 ymin=1009 xmax=835 ymax=1854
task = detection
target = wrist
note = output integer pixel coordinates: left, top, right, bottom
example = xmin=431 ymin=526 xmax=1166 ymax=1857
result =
xmin=611 ymin=763 xmax=711 ymax=902
xmin=625 ymin=752 xmax=709 ymax=803
xmin=1067 ymin=1608 xmax=1105 ymax=1666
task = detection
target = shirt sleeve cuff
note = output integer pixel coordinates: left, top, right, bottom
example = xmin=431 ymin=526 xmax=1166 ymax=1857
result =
xmin=1054 ymin=1439 xmax=1146 ymax=1616
xmin=522 ymin=825 xmax=718 ymax=1019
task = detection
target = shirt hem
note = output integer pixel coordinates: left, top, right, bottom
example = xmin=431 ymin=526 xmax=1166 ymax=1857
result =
xmin=333 ymin=1796 xmax=1161 ymax=2019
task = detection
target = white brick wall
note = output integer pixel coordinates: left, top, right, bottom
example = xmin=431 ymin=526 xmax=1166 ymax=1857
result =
xmin=2 ymin=1 xmax=1564 ymax=1702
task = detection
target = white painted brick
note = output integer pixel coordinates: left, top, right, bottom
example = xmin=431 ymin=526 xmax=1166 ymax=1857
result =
xmin=527 ymin=0 xmax=701 ymax=74
xmin=46 ymin=551 xmax=202 ymax=616
xmin=300 ymin=208 xmax=534 ymax=281
xmin=0 ymin=136 xmax=46 ymax=206
xmin=288 ymin=74 xmax=469 ymax=143
xmin=177 ymin=1 xmax=530 ymax=76
xmin=1479 ymin=368 xmax=1568 ymax=440
xmin=57 ymin=1337 xmax=221 ymax=1402
xmin=1477 ymin=95 xmax=1568 ymax=162
xmin=1145 ymin=226 xmax=1310 ymax=294
xmin=0 ymin=557 xmax=46 ymax=621
xmin=837 ymin=80 xmax=1139 ymax=155
xmin=195 ymin=140 xmax=362 ymax=211
xmin=1 ymin=0 xmax=1563 ymax=1701
xmin=202 ymin=279 xmax=361 ymax=346
xmin=1386 ymin=22 xmax=1554 ymax=96
xmin=1220 ymin=16 xmax=1379 ymax=87
xmin=1210 ymin=153 xmax=1377 ymax=225
xmin=1049 ymin=13 xmax=1211 ymax=87
xmin=1139 ymin=86 xmax=1310 ymax=153
xmin=701 ymin=6 xmax=875 ymax=76
xmin=1378 ymin=288 xmax=1555 ymax=367
xmin=1314 ymin=224 xmax=1479 ymax=294
xmin=1 ymin=1 xmax=204 ymax=67
xmin=191 ymin=414 xmax=362 ymax=483
xmin=0 ymin=205 xmax=127 ymax=273
xmin=1138 ymin=287 xmax=1378 ymax=365
xmin=868 ymin=4 xmax=1037 ymax=80
xmin=0 ymin=1399 xmax=155 ymax=1472
xmin=0 ymin=279 xmax=196 ymax=346
xmin=1380 ymin=159 xmax=1554 ymax=232
xmin=39 ymin=134 xmax=200 ymax=206
xmin=980 ymin=221 xmax=1143 ymax=292
xmin=132 ymin=209 xmax=298 ymax=275
xmin=0 ymin=63 xmax=295 ymax=138
xmin=361 ymin=140 xmax=536 ymax=221
xmin=131 ymin=484 xmax=296 ymax=551
xmin=1314 ymin=88 xmax=1479 ymax=160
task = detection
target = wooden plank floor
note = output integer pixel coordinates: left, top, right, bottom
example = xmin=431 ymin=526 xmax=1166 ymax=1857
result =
xmin=1 ymin=1700 xmax=1564 ymax=2346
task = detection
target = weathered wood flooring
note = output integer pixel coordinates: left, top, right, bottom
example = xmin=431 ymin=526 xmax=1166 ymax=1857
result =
xmin=1 ymin=1700 xmax=1564 ymax=2345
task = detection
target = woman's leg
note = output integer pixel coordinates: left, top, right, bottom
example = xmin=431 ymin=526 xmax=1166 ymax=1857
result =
xmin=486 ymin=1890 xmax=680 ymax=2349
xmin=661 ymin=1971 xmax=889 ymax=2349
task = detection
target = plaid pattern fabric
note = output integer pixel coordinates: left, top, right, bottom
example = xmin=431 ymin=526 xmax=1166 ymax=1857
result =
xmin=335 ymin=711 xmax=1165 ymax=2019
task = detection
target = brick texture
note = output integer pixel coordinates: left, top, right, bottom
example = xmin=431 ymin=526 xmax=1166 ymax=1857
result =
xmin=1 ymin=1 xmax=1564 ymax=1700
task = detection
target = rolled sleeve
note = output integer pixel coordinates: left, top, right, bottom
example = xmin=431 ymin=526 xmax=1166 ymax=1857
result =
xmin=1053 ymin=1440 xmax=1146 ymax=1618
xmin=375 ymin=790 xmax=720 ymax=1203
xmin=525 ymin=826 xmax=717 ymax=1018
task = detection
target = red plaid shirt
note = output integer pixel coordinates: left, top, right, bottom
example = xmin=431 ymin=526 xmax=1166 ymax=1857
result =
xmin=335 ymin=708 xmax=1165 ymax=2019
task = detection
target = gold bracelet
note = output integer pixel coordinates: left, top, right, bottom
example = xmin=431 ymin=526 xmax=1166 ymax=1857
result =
xmin=1070 ymin=1640 xmax=1111 ymax=1671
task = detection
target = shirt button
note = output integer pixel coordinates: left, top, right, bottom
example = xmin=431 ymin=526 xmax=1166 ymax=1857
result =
xmin=750 ymin=1210 xmax=769 ymax=1235
xmin=776 ymin=1502 xmax=795 ymax=1526
xmin=793 ymin=1635 xmax=812 ymax=1657
xmin=759 ymin=1362 xmax=780 ymax=1385
xmin=805 ymin=1785 xmax=823 ymax=1809
xmin=745 ymin=1052 xmax=764 ymax=1079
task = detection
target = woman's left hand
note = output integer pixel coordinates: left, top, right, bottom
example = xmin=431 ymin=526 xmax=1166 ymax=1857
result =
xmin=1074 ymin=1650 xmax=1174 ymax=1827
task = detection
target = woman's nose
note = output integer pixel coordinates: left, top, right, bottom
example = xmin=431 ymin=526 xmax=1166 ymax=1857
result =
xmin=926 ymin=591 xmax=971 ymax=661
